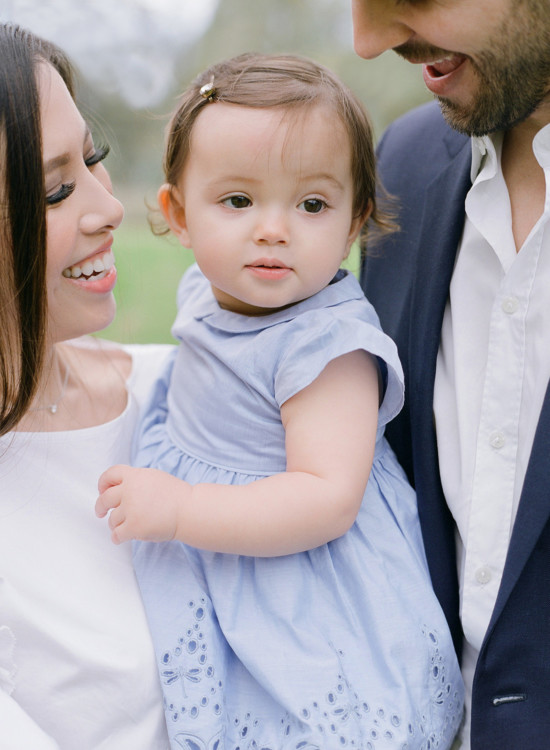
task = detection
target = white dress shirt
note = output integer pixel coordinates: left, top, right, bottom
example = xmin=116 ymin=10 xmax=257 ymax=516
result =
xmin=433 ymin=124 xmax=550 ymax=748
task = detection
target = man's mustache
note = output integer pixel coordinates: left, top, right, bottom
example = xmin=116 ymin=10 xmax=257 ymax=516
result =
xmin=393 ymin=40 xmax=456 ymax=64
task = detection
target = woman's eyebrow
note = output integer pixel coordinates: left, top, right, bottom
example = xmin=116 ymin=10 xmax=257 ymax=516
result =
xmin=43 ymin=126 xmax=92 ymax=175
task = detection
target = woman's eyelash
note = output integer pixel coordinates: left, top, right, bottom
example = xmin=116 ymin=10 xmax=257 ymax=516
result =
xmin=45 ymin=145 xmax=110 ymax=206
xmin=85 ymin=144 xmax=110 ymax=167
xmin=46 ymin=181 xmax=76 ymax=206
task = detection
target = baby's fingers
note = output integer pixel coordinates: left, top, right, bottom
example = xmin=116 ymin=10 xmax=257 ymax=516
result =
xmin=97 ymin=464 xmax=129 ymax=494
xmin=95 ymin=485 xmax=121 ymax=519
xmin=107 ymin=507 xmax=129 ymax=545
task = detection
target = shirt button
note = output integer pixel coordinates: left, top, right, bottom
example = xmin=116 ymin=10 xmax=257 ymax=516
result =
xmin=490 ymin=431 xmax=506 ymax=449
xmin=501 ymin=296 xmax=519 ymax=314
xmin=476 ymin=567 xmax=492 ymax=585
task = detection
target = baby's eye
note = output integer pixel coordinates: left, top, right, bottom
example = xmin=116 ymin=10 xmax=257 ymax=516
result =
xmin=299 ymin=198 xmax=326 ymax=214
xmin=221 ymin=195 xmax=251 ymax=209
xmin=85 ymin=144 xmax=110 ymax=168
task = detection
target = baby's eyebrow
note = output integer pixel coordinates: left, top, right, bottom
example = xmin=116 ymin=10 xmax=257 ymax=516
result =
xmin=298 ymin=172 xmax=346 ymax=191
xmin=210 ymin=174 xmax=261 ymax=185
xmin=309 ymin=172 xmax=344 ymax=185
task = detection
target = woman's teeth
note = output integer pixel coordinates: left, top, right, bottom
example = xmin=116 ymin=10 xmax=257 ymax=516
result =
xmin=62 ymin=250 xmax=114 ymax=279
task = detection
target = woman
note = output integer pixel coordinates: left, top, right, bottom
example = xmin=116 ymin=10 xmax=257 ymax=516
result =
xmin=0 ymin=23 xmax=171 ymax=749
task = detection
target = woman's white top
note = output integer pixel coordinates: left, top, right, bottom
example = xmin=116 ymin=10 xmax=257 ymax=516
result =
xmin=0 ymin=341 xmax=173 ymax=750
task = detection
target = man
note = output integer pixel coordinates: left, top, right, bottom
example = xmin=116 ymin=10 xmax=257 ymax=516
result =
xmin=351 ymin=1 xmax=550 ymax=748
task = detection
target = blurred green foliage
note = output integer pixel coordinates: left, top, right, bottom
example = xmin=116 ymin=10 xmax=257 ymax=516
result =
xmin=100 ymin=223 xmax=188 ymax=344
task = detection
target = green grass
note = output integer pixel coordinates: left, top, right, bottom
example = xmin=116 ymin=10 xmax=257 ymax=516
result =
xmin=100 ymin=222 xmax=192 ymax=344
xmin=100 ymin=220 xmax=361 ymax=344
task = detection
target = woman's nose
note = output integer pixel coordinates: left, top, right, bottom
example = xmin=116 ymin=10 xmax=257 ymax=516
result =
xmin=80 ymin=164 xmax=124 ymax=233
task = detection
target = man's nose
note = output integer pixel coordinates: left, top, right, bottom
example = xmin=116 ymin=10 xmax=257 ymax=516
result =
xmin=351 ymin=0 xmax=412 ymax=60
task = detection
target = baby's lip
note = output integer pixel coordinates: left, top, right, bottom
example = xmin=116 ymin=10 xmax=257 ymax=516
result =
xmin=247 ymin=258 xmax=290 ymax=268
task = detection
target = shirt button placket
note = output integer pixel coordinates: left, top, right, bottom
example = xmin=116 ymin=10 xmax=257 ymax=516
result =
xmin=489 ymin=431 xmax=506 ymax=450
xmin=501 ymin=296 xmax=519 ymax=315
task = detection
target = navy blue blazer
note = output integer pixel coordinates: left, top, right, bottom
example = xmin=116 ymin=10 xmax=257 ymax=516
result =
xmin=362 ymin=101 xmax=550 ymax=749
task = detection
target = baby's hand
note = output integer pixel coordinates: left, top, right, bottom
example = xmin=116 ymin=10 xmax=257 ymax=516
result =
xmin=96 ymin=465 xmax=188 ymax=544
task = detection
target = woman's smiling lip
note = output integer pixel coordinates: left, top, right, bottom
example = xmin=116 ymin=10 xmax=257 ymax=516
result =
xmin=68 ymin=264 xmax=117 ymax=294
xmin=62 ymin=243 xmax=117 ymax=293
xmin=62 ymin=244 xmax=115 ymax=279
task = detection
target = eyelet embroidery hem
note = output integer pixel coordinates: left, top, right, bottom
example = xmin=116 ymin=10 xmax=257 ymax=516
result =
xmin=157 ymin=599 xmax=463 ymax=749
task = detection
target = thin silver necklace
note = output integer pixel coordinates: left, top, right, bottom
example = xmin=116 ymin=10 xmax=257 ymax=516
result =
xmin=29 ymin=363 xmax=70 ymax=415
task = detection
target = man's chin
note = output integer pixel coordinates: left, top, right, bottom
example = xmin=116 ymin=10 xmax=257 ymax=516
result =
xmin=436 ymin=89 xmax=548 ymax=138
xmin=436 ymin=98 xmax=488 ymax=137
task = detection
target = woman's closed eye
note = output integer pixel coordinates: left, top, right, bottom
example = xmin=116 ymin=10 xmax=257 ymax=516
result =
xmin=46 ymin=181 xmax=76 ymax=206
xmin=85 ymin=144 xmax=110 ymax=168
xmin=46 ymin=145 xmax=110 ymax=207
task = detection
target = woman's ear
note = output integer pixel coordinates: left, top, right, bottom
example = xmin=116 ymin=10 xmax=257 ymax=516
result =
xmin=343 ymin=200 xmax=372 ymax=259
xmin=157 ymin=184 xmax=191 ymax=248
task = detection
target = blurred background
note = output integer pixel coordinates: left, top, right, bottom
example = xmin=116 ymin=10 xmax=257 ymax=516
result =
xmin=0 ymin=0 xmax=431 ymax=343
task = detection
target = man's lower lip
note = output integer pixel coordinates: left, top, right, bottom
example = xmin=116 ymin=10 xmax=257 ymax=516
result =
xmin=422 ymin=59 xmax=467 ymax=96
xmin=69 ymin=265 xmax=117 ymax=292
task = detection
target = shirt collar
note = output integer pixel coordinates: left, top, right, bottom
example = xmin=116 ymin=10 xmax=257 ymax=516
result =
xmin=533 ymin=123 xmax=550 ymax=170
xmin=470 ymin=132 xmax=502 ymax=183
xmin=470 ymin=122 xmax=550 ymax=182
xmin=191 ymin=268 xmax=364 ymax=334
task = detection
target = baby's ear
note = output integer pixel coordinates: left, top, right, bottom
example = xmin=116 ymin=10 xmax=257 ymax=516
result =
xmin=343 ymin=200 xmax=372 ymax=259
xmin=157 ymin=184 xmax=191 ymax=247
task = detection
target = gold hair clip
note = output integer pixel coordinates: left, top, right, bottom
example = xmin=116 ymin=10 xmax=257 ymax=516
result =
xmin=199 ymin=79 xmax=216 ymax=101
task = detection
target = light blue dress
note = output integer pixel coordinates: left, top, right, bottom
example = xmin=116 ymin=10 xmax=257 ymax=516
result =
xmin=133 ymin=264 xmax=464 ymax=750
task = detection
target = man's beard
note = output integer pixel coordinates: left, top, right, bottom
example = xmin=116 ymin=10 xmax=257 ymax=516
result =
xmin=395 ymin=3 xmax=550 ymax=136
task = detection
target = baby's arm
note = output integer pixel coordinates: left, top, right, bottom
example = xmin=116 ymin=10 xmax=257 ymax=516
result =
xmin=96 ymin=349 xmax=379 ymax=555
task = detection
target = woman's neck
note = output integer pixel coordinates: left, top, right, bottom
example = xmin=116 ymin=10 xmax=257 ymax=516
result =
xmin=16 ymin=339 xmax=132 ymax=433
xmin=29 ymin=344 xmax=71 ymax=417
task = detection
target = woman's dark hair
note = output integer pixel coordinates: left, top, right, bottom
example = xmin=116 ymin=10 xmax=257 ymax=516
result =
xmin=0 ymin=23 xmax=75 ymax=436
xmin=156 ymin=52 xmax=396 ymax=241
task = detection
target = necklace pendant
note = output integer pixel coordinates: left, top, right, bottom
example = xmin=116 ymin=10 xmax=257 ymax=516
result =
xmin=29 ymin=360 xmax=70 ymax=415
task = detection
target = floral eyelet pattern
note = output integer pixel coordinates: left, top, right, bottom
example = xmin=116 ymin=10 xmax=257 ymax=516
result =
xmin=156 ymin=601 xmax=462 ymax=750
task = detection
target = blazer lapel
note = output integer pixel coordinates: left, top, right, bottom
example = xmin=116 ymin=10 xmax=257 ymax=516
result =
xmin=407 ymin=141 xmax=471 ymax=443
xmin=403 ymin=139 xmax=470 ymax=625
xmin=486 ymin=378 xmax=550 ymax=632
